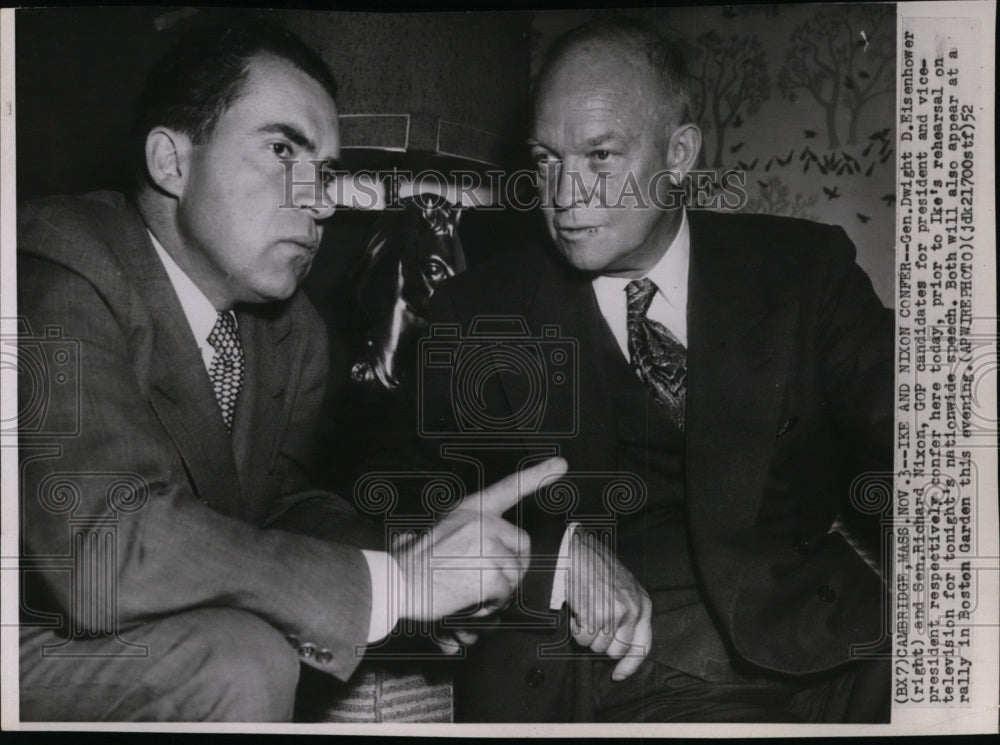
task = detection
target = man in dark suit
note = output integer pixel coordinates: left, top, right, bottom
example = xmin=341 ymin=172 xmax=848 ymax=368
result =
xmin=16 ymin=19 xmax=563 ymax=721
xmin=393 ymin=19 xmax=892 ymax=722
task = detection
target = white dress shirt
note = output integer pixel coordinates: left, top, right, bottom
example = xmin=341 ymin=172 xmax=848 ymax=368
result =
xmin=592 ymin=209 xmax=690 ymax=354
xmin=149 ymin=231 xmax=397 ymax=642
xmin=549 ymin=210 xmax=691 ymax=610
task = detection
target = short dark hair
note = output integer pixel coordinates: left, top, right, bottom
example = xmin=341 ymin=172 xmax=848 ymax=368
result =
xmin=132 ymin=18 xmax=337 ymax=179
xmin=533 ymin=17 xmax=692 ymax=124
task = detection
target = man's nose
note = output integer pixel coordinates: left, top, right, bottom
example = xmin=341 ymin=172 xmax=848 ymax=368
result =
xmin=552 ymin=163 xmax=601 ymax=210
xmin=304 ymin=194 xmax=336 ymax=221
xmin=552 ymin=163 xmax=576 ymax=209
xmin=286 ymin=161 xmax=336 ymax=220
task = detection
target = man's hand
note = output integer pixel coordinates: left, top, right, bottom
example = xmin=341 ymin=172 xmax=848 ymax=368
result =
xmin=392 ymin=457 xmax=567 ymax=623
xmin=568 ymin=528 xmax=652 ymax=681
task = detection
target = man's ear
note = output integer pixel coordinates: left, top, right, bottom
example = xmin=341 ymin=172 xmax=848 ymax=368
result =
xmin=664 ymin=122 xmax=702 ymax=185
xmin=144 ymin=127 xmax=192 ymax=197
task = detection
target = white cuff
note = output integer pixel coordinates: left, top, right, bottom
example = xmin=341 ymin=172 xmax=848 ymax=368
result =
xmin=361 ymin=549 xmax=400 ymax=643
xmin=548 ymin=522 xmax=581 ymax=610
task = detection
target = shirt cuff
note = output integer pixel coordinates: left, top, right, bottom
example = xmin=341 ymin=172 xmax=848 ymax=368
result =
xmin=548 ymin=522 xmax=581 ymax=610
xmin=361 ymin=549 xmax=400 ymax=643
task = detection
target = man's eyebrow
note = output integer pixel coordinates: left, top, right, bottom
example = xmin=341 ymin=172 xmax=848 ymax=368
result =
xmin=583 ymin=132 xmax=625 ymax=148
xmin=257 ymin=123 xmax=316 ymax=153
xmin=526 ymin=132 xmax=626 ymax=150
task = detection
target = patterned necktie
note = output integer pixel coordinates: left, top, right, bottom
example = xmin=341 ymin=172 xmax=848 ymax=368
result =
xmin=626 ymin=278 xmax=686 ymax=430
xmin=207 ymin=312 xmax=244 ymax=433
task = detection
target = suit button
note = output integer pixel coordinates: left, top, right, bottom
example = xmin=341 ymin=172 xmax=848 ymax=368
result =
xmin=817 ymin=584 xmax=837 ymax=602
xmin=793 ymin=538 xmax=810 ymax=555
xmin=525 ymin=667 xmax=544 ymax=688
xmin=316 ymin=649 xmax=334 ymax=664
xmin=297 ymin=642 xmax=316 ymax=659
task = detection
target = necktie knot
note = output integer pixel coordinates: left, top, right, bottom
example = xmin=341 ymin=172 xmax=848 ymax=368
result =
xmin=207 ymin=312 xmax=244 ymax=433
xmin=208 ymin=312 xmax=242 ymax=362
xmin=626 ymin=278 xmax=658 ymax=319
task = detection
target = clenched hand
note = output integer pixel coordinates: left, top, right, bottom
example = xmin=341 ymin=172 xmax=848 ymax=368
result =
xmin=567 ymin=527 xmax=652 ymax=681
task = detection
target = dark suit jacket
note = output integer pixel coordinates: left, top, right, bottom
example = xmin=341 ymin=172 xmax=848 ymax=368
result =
xmin=390 ymin=209 xmax=893 ymax=718
xmin=18 ymin=191 xmax=373 ymax=680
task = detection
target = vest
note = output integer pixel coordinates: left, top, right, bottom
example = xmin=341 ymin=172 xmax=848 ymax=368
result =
xmin=594 ymin=315 xmax=750 ymax=682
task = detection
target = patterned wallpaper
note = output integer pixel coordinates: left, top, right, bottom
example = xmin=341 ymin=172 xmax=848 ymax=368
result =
xmin=533 ymin=4 xmax=897 ymax=305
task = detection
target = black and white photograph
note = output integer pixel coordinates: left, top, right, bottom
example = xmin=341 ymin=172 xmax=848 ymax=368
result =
xmin=0 ymin=1 xmax=996 ymax=734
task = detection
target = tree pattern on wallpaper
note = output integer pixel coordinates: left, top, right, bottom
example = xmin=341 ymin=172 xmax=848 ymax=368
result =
xmin=680 ymin=4 xmax=897 ymax=230
xmin=744 ymin=175 xmax=819 ymax=220
xmin=688 ymin=31 xmax=770 ymax=167
xmin=777 ymin=4 xmax=895 ymax=149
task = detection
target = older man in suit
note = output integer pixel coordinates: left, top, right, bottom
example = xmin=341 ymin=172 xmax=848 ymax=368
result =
xmin=392 ymin=19 xmax=893 ymax=722
xmin=17 ymin=19 xmax=563 ymax=721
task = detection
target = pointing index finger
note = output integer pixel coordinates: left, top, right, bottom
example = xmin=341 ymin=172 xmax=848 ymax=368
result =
xmin=468 ymin=457 xmax=568 ymax=515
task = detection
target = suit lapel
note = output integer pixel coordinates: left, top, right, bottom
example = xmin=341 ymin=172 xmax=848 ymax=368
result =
xmin=110 ymin=205 xmax=244 ymax=516
xmin=518 ymin=256 xmax=618 ymax=474
xmin=684 ymin=211 xmax=797 ymax=578
xmin=231 ymin=306 xmax=292 ymax=510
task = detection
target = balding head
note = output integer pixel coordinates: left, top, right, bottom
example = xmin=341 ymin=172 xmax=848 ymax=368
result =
xmin=533 ymin=18 xmax=693 ymax=136
xmin=527 ymin=18 xmax=702 ymax=277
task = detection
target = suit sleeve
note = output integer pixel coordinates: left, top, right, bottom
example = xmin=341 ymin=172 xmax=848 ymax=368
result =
xmin=816 ymin=226 xmax=895 ymax=548
xmin=18 ymin=223 xmax=370 ymax=680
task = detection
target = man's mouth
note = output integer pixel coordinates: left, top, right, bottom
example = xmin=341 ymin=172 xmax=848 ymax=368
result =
xmin=555 ymin=226 xmax=601 ymax=237
xmin=286 ymin=238 xmax=320 ymax=254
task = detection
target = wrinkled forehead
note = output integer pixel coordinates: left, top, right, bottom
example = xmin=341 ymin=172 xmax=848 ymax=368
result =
xmin=531 ymin=43 xmax=664 ymax=141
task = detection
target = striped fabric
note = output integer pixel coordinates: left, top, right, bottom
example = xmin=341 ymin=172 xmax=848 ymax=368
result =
xmin=312 ymin=664 xmax=453 ymax=723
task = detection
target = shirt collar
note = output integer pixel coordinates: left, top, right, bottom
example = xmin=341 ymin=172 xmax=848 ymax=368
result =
xmin=148 ymin=229 xmax=224 ymax=349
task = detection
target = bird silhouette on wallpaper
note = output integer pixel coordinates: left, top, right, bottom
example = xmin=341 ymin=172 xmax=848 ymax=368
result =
xmin=862 ymin=142 xmax=874 ymax=157
xmin=776 ymin=149 xmax=794 ymax=167
xmin=822 ymin=185 xmax=841 ymax=200
xmin=821 ymin=153 xmax=844 ymax=173
xmin=843 ymin=75 xmax=855 ymax=90
xmin=880 ymin=193 xmax=895 ymax=207
xmin=736 ymin=157 xmax=759 ymax=171
xmin=870 ymin=127 xmax=891 ymax=142
xmin=803 ymin=129 xmax=817 ymax=139
xmin=730 ymin=141 xmax=745 ymax=154
xmin=764 ymin=158 xmax=774 ymax=172
xmin=865 ymin=162 xmax=876 ymax=178
xmin=879 ymin=149 xmax=894 ymax=164
xmin=856 ymin=213 xmax=871 ymax=224
xmin=733 ymin=113 xmax=744 ymax=128
xmin=742 ymin=175 xmax=818 ymax=221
